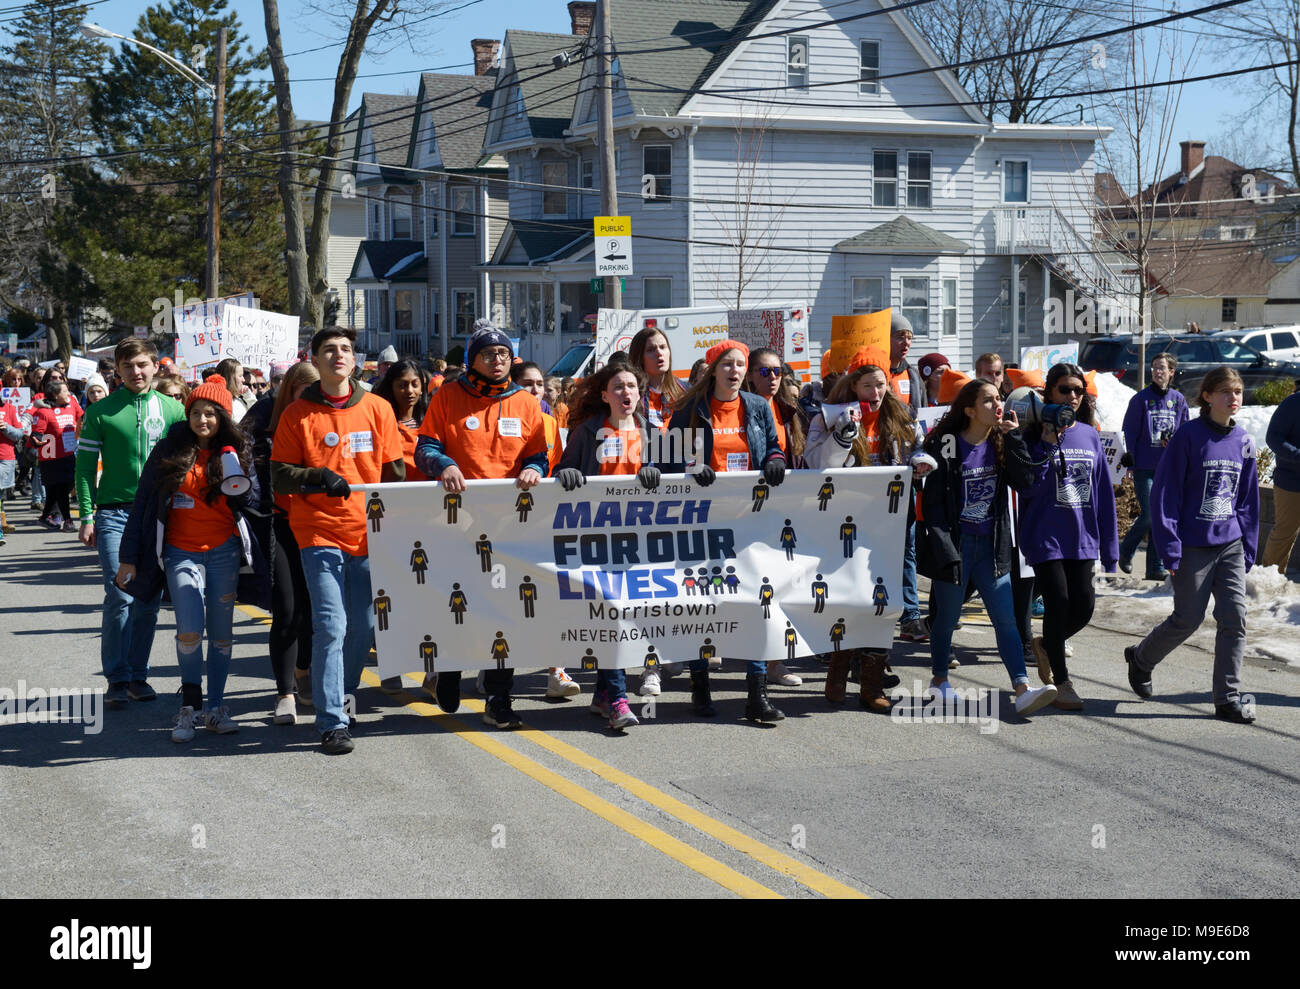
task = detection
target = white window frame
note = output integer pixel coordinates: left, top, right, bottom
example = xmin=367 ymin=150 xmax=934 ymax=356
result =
xmin=1222 ymin=298 xmax=1237 ymax=323
xmin=643 ymin=277 xmax=672 ymax=308
xmin=907 ymin=151 xmax=932 ymax=209
xmin=859 ymin=40 xmax=880 ymax=95
xmin=851 ymin=277 xmax=885 ymax=315
xmin=580 ymin=157 xmax=594 ymax=190
xmin=873 ymin=150 xmax=898 ymax=208
xmin=642 ymin=145 xmax=672 ymax=207
xmin=452 ymin=186 xmax=475 ymax=236
xmin=428 ymin=288 xmax=440 ymax=339
xmin=424 ymin=184 xmax=439 ymax=239
xmin=542 ymin=161 xmax=567 ymax=217
xmin=901 ymin=276 xmax=930 ymax=337
xmin=390 ymin=199 xmax=412 ymax=240
xmin=1002 ymin=158 xmax=1031 ymax=204
xmin=999 ymin=277 xmax=1027 ymax=337
xmin=371 ymin=202 xmax=383 ymax=239
xmin=454 ymin=288 xmax=478 ymax=336
xmin=512 ymin=85 xmax=525 ymax=121
xmin=942 ymin=278 xmax=957 ymax=336
xmin=787 ymin=36 xmax=809 ymax=90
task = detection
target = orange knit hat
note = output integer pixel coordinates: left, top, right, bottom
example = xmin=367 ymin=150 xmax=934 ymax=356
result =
xmin=705 ymin=339 xmax=749 ymax=365
xmin=186 ymin=374 xmax=233 ymax=416
xmin=938 ymin=369 xmax=974 ymax=405
xmin=1004 ymin=367 xmax=1046 ymax=391
xmin=847 ymin=346 xmax=891 ymax=374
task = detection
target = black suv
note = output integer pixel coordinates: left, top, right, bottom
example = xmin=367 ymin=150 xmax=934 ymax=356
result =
xmin=1079 ymin=334 xmax=1300 ymax=402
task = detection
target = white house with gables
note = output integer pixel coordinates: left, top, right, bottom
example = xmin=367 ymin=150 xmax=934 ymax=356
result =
xmin=481 ymin=0 xmax=1136 ymax=370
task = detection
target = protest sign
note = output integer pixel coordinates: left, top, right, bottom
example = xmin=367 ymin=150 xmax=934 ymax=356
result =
xmin=219 ymin=306 xmax=300 ymax=376
xmin=1099 ymin=430 xmax=1127 ymax=485
xmin=916 ymin=404 xmax=949 ymax=434
xmin=366 ymin=468 xmax=909 ymax=675
xmin=727 ymin=307 xmax=785 ymax=356
xmin=825 ymin=309 xmax=890 ymax=375
xmin=66 ymin=356 xmax=97 ymax=381
xmin=1 ymin=387 xmax=32 ymax=407
xmin=173 ymin=292 xmax=256 ymax=382
xmin=1019 ymin=342 xmax=1079 ymax=374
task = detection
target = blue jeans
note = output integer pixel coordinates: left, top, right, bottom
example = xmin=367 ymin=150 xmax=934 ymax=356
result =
xmin=95 ymin=506 xmax=163 ymax=684
xmin=690 ymin=659 xmax=764 ymax=677
xmin=1120 ymin=468 xmax=1166 ymax=577
xmin=29 ymin=463 xmax=44 ymax=505
xmin=902 ymin=520 xmax=920 ymax=623
xmin=595 ymin=669 xmax=627 ymax=702
xmin=929 ymin=533 xmax=1029 ymax=687
xmin=301 ymin=546 xmax=373 ymax=734
xmin=164 ymin=536 xmax=241 ymax=709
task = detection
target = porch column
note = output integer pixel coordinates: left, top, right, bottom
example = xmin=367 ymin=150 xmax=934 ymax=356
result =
xmin=553 ymin=279 xmax=562 ymax=338
xmin=1042 ymin=261 xmax=1050 ymax=345
xmin=1010 ymin=255 xmax=1019 ymax=363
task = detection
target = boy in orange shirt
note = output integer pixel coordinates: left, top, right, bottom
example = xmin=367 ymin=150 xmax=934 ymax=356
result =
xmin=417 ymin=323 xmax=548 ymax=726
xmin=272 ymin=327 xmax=404 ymax=755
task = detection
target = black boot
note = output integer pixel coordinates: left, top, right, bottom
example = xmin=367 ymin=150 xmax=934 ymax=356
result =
xmin=745 ymin=674 xmax=784 ymax=724
xmin=690 ymin=671 xmax=716 ymax=717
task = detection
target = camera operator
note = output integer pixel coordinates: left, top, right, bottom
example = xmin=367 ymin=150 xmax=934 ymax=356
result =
xmin=1017 ymin=363 xmax=1119 ymax=711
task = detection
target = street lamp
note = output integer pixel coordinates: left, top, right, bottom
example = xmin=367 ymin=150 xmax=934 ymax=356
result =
xmin=80 ymin=22 xmax=226 ymax=300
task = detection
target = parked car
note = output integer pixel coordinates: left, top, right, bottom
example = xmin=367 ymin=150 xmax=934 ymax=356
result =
xmin=1079 ymin=333 xmax=1300 ymax=402
xmin=1211 ymin=326 xmax=1300 ymax=363
xmin=547 ymin=342 xmax=594 ymax=379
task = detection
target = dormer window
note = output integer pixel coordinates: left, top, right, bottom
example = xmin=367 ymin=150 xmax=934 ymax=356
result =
xmin=787 ymin=37 xmax=809 ymax=90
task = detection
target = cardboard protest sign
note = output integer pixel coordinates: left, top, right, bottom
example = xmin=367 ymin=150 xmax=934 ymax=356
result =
xmin=1019 ymin=342 xmax=1079 ymax=375
xmin=826 ymin=309 xmax=890 ymax=375
xmin=219 ymin=306 xmax=300 ymax=376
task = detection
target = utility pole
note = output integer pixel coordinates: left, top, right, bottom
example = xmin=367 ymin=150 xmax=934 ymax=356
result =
xmin=596 ymin=0 xmax=621 ymax=309
xmin=205 ymin=26 xmax=227 ymax=300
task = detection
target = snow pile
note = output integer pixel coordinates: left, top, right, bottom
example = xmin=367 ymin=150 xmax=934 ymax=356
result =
xmin=1094 ymin=566 xmax=1300 ymax=665
xmin=1091 ymin=371 xmax=1136 ymax=433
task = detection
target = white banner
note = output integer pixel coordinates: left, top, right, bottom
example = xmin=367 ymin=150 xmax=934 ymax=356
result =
xmin=219 ymin=306 xmax=300 ymax=376
xmin=2 ymin=387 xmax=32 ymax=407
xmin=366 ymin=469 xmax=909 ymax=676
xmin=1019 ymin=342 xmax=1079 ymax=374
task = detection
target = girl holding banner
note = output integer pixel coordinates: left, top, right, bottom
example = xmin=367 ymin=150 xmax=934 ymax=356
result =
xmin=804 ymin=346 xmax=932 ymax=710
xmin=665 ymin=340 xmax=788 ymax=724
xmin=555 ymin=363 xmax=664 ymax=730
xmin=920 ymin=379 xmax=1060 ymax=717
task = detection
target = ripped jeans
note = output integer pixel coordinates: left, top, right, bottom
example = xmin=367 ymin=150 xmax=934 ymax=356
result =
xmin=163 ymin=536 xmax=241 ymax=709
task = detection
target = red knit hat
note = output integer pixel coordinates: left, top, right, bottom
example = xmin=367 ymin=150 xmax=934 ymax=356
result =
xmin=186 ymin=374 xmax=233 ymax=416
xmin=917 ymin=352 xmax=951 ymax=380
xmin=705 ymin=339 xmax=749 ymax=365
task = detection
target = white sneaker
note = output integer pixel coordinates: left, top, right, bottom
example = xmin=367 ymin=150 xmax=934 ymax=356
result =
xmin=547 ymin=668 xmax=581 ymax=698
xmin=766 ymin=662 xmax=802 ymax=686
xmin=948 ymin=657 xmax=961 ymax=669
xmin=1064 ymin=642 xmax=1074 ymax=658
xmin=273 ymin=694 xmax=297 ymax=726
xmin=202 ymin=706 xmax=239 ymax=734
xmin=1015 ymin=684 xmax=1058 ymax=716
xmin=639 ymin=670 xmax=662 ymax=696
xmin=172 ymin=706 xmax=196 ymax=743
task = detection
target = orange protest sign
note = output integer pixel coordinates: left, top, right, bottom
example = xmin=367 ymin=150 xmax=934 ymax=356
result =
xmin=824 ymin=309 xmax=891 ymax=376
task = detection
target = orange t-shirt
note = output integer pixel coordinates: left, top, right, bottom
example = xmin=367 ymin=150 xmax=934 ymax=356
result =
xmin=858 ymin=403 xmax=882 ymax=461
xmin=598 ymin=419 xmax=643 ymax=476
xmin=888 ymin=367 xmax=912 ymax=405
xmin=166 ymin=449 xmax=236 ymax=553
xmin=768 ymin=397 xmax=788 ymax=456
xmin=543 ymin=412 xmax=564 ymax=475
xmin=645 ymin=388 xmax=670 ymax=432
xmin=396 ymin=420 xmax=428 ymax=482
xmin=709 ymin=397 xmax=749 ymax=473
xmin=418 ymin=382 xmax=547 ymax=481
xmin=272 ymin=391 xmax=403 ymax=556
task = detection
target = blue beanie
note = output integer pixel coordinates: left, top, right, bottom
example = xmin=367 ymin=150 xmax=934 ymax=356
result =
xmin=466 ymin=325 xmax=513 ymax=368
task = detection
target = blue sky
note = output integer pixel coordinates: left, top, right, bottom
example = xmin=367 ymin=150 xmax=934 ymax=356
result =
xmin=16 ymin=0 xmax=1281 ymax=188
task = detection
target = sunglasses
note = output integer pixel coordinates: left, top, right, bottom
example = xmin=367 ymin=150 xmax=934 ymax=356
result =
xmin=1056 ymin=385 xmax=1086 ymax=397
xmin=755 ymin=366 xmax=782 ymax=378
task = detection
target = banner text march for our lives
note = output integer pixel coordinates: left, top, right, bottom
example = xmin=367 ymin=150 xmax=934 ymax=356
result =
xmin=365 ymin=469 xmax=910 ymax=676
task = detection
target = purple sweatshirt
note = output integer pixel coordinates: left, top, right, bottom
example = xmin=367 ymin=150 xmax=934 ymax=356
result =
xmin=1021 ymin=423 xmax=1120 ymax=569
xmin=957 ymin=436 xmax=997 ymax=536
xmin=1122 ymin=384 xmax=1190 ymax=472
xmin=1150 ymin=413 xmax=1259 ymax=571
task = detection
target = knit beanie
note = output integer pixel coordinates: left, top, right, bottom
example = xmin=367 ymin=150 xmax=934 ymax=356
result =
xmin=186 ymin=374 xmax=234 ymax=416
xmin=917 ymin=353 xmax=950 ymax=380
xmin=466 ymin=327 xmax=514 ymax=369
xmin=705 ymin=339 xmax=749 ymax=365
xmin=85 ymin=372 xmax=108 ymax=394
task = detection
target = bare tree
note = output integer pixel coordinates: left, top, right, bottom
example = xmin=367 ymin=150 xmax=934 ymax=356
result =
xmin=261 ymin=0 xmax=451 ymax=329
xmin=697 ymin=107 xmax=789 ymax=309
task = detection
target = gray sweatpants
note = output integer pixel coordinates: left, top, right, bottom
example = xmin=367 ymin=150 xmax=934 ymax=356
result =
xmin=1133 ymin=539 xmax=1246 ymax=705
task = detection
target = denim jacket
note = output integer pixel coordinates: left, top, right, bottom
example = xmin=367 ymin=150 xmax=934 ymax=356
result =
xmin=662 ymin=391 xmax=785 ymax=474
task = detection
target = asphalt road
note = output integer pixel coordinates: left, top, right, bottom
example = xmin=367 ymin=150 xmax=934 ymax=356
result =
xmin=2 ymin=500 xmax=1297 ymax=899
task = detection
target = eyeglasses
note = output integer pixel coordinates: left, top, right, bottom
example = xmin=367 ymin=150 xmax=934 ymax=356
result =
xmin=756 ymin=366 xmax=782 ymax=378
xmin=1056 ymin=386 xmax=1086 ymax=397
xmin=478 ymin=348 xmax=511 ymax=362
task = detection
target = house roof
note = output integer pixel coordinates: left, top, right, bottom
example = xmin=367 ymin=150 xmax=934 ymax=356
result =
xmin=1095 ymin=172 xmax=1129 ymax=207
xmin=1144 ymin=242 xmax=1290 ymax=298
xmin=301 ymin=111 xmax=360 ymax=193
xmin=506 ymin=30 xmax=586 ymax=139
xmin=357 ymin=93 xmax=417 ymax=181
xmin=490 ymin=219 xmax=592 ymax=265
xmin=1127 ymin=155 xmax=1294 ymax=220
xmin=611 ymin=0 xmax=779 ymax=118
xmin=349 ymin=240 xmax=424 ymax=281
xmin=833 ymin=215 xmax=969 ymax=255
xmin=413 ymin=73 xmax=502 ymax=170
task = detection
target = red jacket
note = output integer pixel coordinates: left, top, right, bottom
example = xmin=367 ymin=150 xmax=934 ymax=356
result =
xmin=30 ymin=405 xmax=80 ymax=460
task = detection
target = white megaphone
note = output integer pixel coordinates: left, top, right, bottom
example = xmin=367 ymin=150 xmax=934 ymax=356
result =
xmin=219 ymin=446 xmax=251 ymax=496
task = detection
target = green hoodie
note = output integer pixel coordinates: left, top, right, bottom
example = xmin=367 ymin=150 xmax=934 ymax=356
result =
xmin=75 ymin=387 xmax=185 ymax=518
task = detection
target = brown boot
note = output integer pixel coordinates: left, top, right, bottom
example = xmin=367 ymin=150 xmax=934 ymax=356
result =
xmin=859 ymin=650 xmax=894 ymax=713
xmin=825 ymin=650 xmax=850 ymax=704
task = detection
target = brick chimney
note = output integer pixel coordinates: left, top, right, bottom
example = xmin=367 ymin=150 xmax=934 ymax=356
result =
xmin=1180 ymin=139 xmax=1206 ymax=177
xmin=568 ymin=1 xmax=595 ymax=36
xmin=471 ymin=39 xmax=500 ymax=76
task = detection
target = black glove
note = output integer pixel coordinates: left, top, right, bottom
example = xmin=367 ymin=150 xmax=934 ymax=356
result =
xmin=1119 ymin=451 xmax=1134 ymax=469
xmin=764 ymin=458 xmax=786 ymax=486
xmin=637 ymin=465 xmax=660 ymax=491
xmin=557 ymin=467 xmax=585 ymax=492
xmin=694 ymin=465 xmax=716 ymax=487
xmin=319 ymin=468 xmax=352 ymax=499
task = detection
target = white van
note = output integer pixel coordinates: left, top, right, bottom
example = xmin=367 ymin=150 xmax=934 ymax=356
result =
xmin=549 ymin=303 xmax=820 ymax=382
xmin=1213 ymin=326 xmax=1300 ymax=362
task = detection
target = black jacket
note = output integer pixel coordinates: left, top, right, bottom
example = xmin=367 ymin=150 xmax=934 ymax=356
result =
xmin=119 ymin=421 xmax=271 ymax=609
xmin=920 ymin=429 xmax=1034 ymax=583
xmin=556 ymin=412 xmax=656 ymax=477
